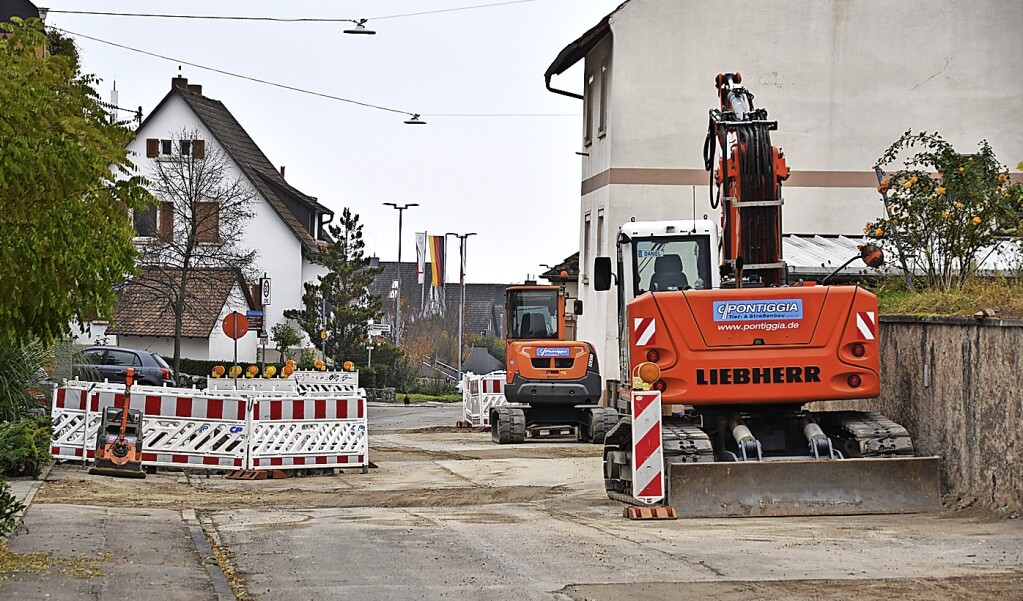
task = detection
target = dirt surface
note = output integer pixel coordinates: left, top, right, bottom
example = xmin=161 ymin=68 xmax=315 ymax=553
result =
xmin=35 ymin=470 xmax=568 ymax=511
xmin=562 ymin=573 xmax=1023 ymax=601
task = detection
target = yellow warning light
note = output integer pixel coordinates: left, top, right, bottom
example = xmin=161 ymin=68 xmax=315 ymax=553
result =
xmin=315 ymin=360 xmax=324 ymax=371
xmin=212 ymin=365 xmax=225 ymax=378
xmin=282 ymin=365 xmax=295 ymax=378
xmin=228 ymin=365 xmax=242 ymax=378
xmin=343 ymin=361 xmax=355 ymax=372
xmin=637 ymin=362 xmax=661 ymax=385
xmin=264 ymin=365 xmax=277 ymax=378
xmin=245 ymin=365 xmax=259 ymax=378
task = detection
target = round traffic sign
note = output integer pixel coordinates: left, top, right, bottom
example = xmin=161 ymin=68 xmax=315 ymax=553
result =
xmin=223 ymin=312 xmax=250 ymax=339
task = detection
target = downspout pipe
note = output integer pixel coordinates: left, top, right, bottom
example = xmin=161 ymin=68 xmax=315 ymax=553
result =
xmin=545 ymin=72 xmax=584 ymax=100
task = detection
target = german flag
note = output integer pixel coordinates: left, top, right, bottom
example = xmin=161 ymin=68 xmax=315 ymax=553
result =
xmin=429 ymin=235 xmax=445 ymax=287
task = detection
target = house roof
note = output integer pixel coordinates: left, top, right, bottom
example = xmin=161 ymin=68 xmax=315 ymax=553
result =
xmin=137 ymin=78 xmax=332 ymax=254
xmin=368 ymin=262 xmax=510 ymax=337
xmin=544 ymin=1 xmax=629 ymax=80
xmin=107 ymin=268 xmax=255 ymax=338
xmin=540 ymin=252 xmax=579 ymax=283
xmin=0 ymin=0 xmax=39 ymax=22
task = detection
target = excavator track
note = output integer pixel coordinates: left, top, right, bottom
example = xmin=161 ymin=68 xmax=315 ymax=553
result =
xmin=604 ymin=415 xmax=713 ymax=506
xmin=815 ymin=411 xmax=916 ymax=457
xmin=605 ymin=409 xmax=940 ymax=515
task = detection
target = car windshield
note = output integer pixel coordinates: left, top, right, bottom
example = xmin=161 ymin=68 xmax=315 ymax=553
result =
xmin=633 ymin=236 xmax=713 ymax=295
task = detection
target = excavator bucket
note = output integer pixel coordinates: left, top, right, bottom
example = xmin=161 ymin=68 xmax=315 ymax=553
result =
xmin=666 ymin=456 xmax=941 ymax=517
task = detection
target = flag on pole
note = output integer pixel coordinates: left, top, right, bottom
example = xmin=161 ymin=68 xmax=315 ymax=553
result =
xmin=415 ymin=232 xmax=427 ymax=285
xmin=429 ymin=235 xmax=445 ymax=287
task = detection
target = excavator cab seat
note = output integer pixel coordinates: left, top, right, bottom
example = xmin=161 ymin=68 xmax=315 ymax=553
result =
xmin=520 ymin=312 xmax=549 ymax=338
xmin=650 ymin=255 xmax=689 ymax=291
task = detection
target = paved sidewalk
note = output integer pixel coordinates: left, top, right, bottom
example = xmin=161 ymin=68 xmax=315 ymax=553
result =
xmin=2 ymin=474 xmax=220 ymax=600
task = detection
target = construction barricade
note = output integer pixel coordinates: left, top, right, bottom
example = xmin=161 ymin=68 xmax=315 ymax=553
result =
xmin=51 ymin=376 xmax=367 ymax=472
xmin=461 ymin=371 xmax=507 ymax=427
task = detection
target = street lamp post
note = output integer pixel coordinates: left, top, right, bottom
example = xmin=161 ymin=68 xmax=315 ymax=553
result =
xmin=383 ymin=203 xmax=418 ymax=345
xmin=446 ymin=232 xmax=477 ymax=380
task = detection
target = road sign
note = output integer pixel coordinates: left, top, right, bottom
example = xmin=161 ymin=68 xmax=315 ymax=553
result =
xmin=260 ymin=277 xmax=271 ymax=306
xmin=320 ymin=330 xmax=327 ymax=340
xmin=223 ymin=312 xmax=249 ymax=340
xmin=246 ymin=310 xmax=264 ymax=330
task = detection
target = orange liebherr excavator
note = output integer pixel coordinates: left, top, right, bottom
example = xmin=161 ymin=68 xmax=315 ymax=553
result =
xmin=593 ymin=73 xmax=940 ymax=517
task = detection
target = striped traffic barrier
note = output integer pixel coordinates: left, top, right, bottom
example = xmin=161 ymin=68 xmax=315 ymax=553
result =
xmin=461 ymin=371 xmax=507 ymax=427
xmin=51 ymin=377 xmax=368 ymax=472
xmin=630 ymin=390 xmax=665 ymax=505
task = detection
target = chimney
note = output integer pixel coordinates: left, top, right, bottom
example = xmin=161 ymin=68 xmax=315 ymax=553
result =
xmin=187 ymin=84 xmax=203 ymax=95
xmin=172 ymin=76 xmax=188 ymax=90
xmin=279 ymin=166 xmax=286 ymax=178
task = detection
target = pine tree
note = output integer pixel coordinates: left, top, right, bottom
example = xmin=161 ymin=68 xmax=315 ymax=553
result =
xmin=285 ymin=209 xmax=382 ymax=364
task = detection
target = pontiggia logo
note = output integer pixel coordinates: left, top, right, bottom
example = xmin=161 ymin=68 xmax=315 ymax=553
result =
xmin=714 ymin=299 xmax=803 ymax=321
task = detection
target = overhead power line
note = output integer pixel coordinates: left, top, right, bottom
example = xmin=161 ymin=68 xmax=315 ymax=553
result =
xmin=51 ymin=27 xmax=414 ymax=117
xmin=51 ymin=26 xmax=581 ymax=120
xmin=46 ymin=0 xmax=542 ymax=23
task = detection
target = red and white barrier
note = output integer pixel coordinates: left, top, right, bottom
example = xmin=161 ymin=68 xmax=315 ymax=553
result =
xmin=630 ymin=390 xmax=665 ymax=505
xmin=248 ymin=397 xmax=366 ymax=469
xmin=51 ymin=380 xmax=368 ymax=472
xmin=462 ymin=371 xmax=507 ymax=427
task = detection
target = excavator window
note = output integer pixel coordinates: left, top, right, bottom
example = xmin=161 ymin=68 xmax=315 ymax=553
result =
xmin=634 ymin=236 xmax=712 ymax=295
xmin=506 ymin=289 xmax=559 ymax=340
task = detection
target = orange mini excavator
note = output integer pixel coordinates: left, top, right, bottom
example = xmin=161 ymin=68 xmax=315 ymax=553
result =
xmin=89 ymin=367 xmax=146 ymax=478
xmin=492 ymin=273 xmax=617 ymax=444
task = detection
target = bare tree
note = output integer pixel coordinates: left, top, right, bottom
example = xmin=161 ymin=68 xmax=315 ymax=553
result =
xmin=125 ymin=128 xmax=258 ymax=375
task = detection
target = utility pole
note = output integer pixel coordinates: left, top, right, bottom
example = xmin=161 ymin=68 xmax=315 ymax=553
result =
xmin=384 ymin=202 xmax=418 ymax=345
xmin=446 ymin=232 xmax=477 ymax=380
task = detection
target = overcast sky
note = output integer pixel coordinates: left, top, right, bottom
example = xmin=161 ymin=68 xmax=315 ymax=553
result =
xmin=43 ymin=0 xmax=624 ymax=283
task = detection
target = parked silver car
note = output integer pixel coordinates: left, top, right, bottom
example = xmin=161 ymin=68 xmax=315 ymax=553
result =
xmin=77 ymin=346 xmax=176 ymax=387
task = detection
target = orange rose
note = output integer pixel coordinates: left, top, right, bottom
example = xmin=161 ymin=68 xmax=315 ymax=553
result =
xmin=874 ymin=227 xmax=884 ymax=237
xmin=972 ymin=216 xmax=982 ymax=225
xmin=936 ymin=187 xmax=946 ymax=195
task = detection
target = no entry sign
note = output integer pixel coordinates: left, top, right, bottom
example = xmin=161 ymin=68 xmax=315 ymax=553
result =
xmin=223 ymin=312 xmax=250 ymax=339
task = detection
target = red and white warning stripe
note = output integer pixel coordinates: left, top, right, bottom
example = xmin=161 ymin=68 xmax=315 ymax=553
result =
xmin=630 ymin=390 xmax=665 ymax=505
xmin=856 ymin=311 xmax=877 ymax=340
xmin=250 ymin=455 xmax=365 ymax=467
xmin=483 ymin=377 xmax=503 ymax=394
xmin=633 ymin=317 xmax=657 ymax=346
xmin=252 ymin=398 xmax=365 ymax=420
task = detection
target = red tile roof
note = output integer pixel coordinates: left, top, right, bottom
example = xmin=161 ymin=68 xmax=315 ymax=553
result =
xmin=107 ymin=268 xmax=254 ymax=338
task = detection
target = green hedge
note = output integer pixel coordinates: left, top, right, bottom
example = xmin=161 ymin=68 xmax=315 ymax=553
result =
xmin=0 ymin=417 xmax=52 ymax=478
xmin=0 ymin=478 xmax=25 ymax=539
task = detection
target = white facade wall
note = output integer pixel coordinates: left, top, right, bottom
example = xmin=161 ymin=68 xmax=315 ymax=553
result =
xmin=124 ymin=92 xmax=320 ymax=360
xmin=117 ymin=336 xmax=209 ymax=361
xmin=569 ymin=0 xmax=1023 ymax=383
xmin=208 ymin=283 xmax=259 ymax=362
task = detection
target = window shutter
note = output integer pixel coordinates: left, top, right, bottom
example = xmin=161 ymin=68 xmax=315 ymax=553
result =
xmin=192 ymin=139 xmax=205 ymax=159
xmin=251 ymin=283 xmax=262 ymax=309
xmin=159 ymin=202 xmax=174 ymax=241
xmin=146 ymin=138 xmax=159 ymax=158
xmin=196 ymin=202 xmax=220 ymax=244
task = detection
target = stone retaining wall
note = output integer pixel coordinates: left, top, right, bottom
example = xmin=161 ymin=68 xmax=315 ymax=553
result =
xmin=823 ymin=316 xmax=1022 ymax=512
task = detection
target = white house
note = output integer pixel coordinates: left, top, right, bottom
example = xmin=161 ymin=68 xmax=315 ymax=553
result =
xmin=102 ymin=76 xmax=332 ymax=361
xmin=545 ymin=0 xmax=1023 ymax=382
